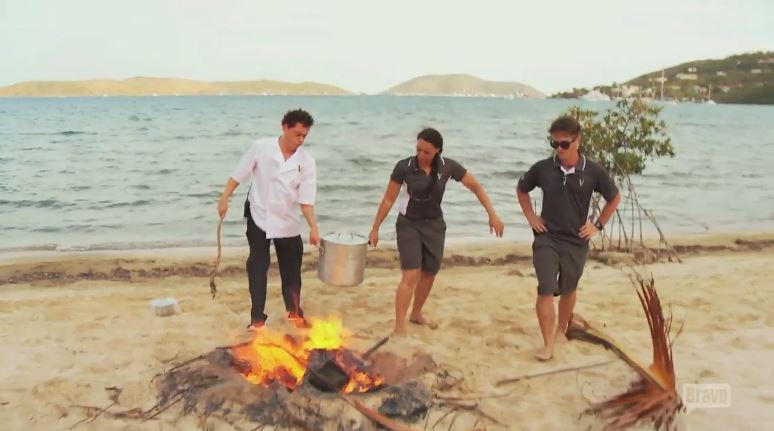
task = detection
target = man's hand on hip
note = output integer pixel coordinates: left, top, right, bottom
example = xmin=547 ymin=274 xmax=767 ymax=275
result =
xmin=579 ymin=221 xmax=600 ymax=240
xmin=527 ymin=214 xmax=547 ymax=233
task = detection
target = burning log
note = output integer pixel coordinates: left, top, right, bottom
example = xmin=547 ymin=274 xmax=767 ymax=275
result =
xmin=566 ymin=274 xmax=683 ymax=430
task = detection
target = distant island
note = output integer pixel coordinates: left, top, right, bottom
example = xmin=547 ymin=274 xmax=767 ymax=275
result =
xmin=0 ymin=74 xmax=547 ymax=99
xmin=382 ymin=73 xmax=545 ymax=98
xmin=5 ymin=52 xmax=770 ymax=103
xmin=0 ymin=77 xmax=351 ymax=97
xmin=552 ymin=51 xmax=774 ymax=104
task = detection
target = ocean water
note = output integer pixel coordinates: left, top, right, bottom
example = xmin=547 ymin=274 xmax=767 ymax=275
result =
xmin=1 ymin=96 xmax=773 ymax=251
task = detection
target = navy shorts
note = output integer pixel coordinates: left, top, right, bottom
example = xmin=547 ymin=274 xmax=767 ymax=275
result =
xmin=395 ymin=214 xmax=446 ymax=274
xmin=532 ymin=234 xmax=589 ymax=296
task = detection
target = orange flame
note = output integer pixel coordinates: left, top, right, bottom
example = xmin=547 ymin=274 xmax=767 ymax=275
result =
xmin=231 ymin=316 xmax=383 ymax=393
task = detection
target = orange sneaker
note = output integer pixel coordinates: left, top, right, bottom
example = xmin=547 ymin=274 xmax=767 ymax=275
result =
xmin=288 ymin=313 xmax=311 ymax=329
xmin=246 ymin=321 xmax=265 ymax=332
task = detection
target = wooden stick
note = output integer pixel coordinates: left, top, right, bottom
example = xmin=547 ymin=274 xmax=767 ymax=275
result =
xmin=474 ymin=408 xmax=501 ymax=427
xmin=164 ymin=353 xmax=207 ymax=374
xmin=439 ymin=400 xmax=478 ymax=410
xmin=432 ymin=406 xmax=458 ymax=430
xmin=642 ymin=208 xmax=682 ymax=263
xmin=362 ymin=335 xmax=390 ymax=360
xmin=145 ymin=392 xmax=185 ymax=420
xmin=339 ymin=394 xmax=418 ymax=431
xmin=423 ymin=404 xmax=433 ymax=430
xmin=434 ymin=391 xmax=514 ymax=402
xmin=495 ymin=360 xmax=614 ymax=387
xmin=438 ymin=401 xmax=502 ymax=426
xmin=209 ymin=217 xmax=223 ymax=299
xmin=216 ymin=340 xmax=253 ymax=350
xmin=69 ymin=402 xmax=117 ymax=428
xmin=446 ymin=410 xmax=459 ymax=431
xmin=300 ymin=360 xmax=414 ymax=430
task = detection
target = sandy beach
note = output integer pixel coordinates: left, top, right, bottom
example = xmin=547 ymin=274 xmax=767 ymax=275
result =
xmin=1 ymin=232 xmax=773 ymax=430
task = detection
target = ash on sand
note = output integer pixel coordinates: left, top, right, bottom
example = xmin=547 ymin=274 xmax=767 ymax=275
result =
xmin=378 ymin=381 xmax=434 ymax=422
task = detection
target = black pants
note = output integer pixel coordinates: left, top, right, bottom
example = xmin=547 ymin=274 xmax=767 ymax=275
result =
xmin=246 ymin=213 xmax=304 ymax=323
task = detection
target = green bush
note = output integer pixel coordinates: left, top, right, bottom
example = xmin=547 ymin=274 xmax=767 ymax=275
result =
xmin=566 ymin=98 xmax=674 ymax=182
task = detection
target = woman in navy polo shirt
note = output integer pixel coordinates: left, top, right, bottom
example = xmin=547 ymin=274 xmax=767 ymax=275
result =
xmin=369 ymin=128 xmax=505 ymax=336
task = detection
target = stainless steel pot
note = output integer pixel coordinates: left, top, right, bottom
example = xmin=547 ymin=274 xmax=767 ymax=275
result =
xmin=317 ymin=232 xmax=368 ymax=287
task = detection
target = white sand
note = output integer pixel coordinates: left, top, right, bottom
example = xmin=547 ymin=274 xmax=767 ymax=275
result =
xmin=1 ymin=232 xmax=772 ymax=430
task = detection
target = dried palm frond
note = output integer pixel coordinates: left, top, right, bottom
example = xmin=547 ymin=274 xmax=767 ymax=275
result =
xmin=567 ymin=274 xmax=683 ymax=430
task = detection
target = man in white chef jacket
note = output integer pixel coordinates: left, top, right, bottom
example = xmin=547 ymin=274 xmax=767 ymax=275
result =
xmin=217 ymin=109 xmax=320 ymax=331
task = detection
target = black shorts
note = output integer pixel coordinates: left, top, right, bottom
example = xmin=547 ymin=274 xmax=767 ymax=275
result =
xmin=395 ymin=214 xmax=446 ymax=274
xmin=532 ymin=234 xmax=589 ymax=296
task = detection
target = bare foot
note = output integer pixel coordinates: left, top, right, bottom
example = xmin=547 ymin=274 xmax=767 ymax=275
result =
xmin=393 ymin=323 xmax=408 ymax=337
xmin=409 ymin=314 xmax=439 ymax=330
xmin=535 ymin=345 xmax=553 ymax=361
xmin=554 ymin=331 xmax=568 ymax=344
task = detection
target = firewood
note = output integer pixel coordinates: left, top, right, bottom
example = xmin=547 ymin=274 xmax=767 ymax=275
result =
xmin=436 ymin=400 xmax=502 ymax=426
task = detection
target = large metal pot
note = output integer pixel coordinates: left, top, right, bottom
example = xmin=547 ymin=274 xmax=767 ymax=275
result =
xmin=317 ymin=232 xmax=368 ymax=287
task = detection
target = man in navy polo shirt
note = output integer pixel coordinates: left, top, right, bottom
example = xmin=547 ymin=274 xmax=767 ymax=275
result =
xmin=517 ymin=115 xmax=621 ymax=361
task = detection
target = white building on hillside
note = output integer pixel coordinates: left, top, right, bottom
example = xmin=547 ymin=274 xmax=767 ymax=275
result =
xmin=581 ymin=89 xmax=611 ymax=101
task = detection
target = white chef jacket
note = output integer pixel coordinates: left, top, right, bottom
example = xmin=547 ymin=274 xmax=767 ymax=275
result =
xmin=231 ymin=137 xmax=317 ymax=239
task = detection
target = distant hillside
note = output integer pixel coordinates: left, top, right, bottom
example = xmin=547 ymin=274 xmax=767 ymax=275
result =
xmin=0 ymin=77 xmax=352 ymax=97
xmin=552 ymin=51 xmax=774 ymax=104
xmin=383 ymin=74 xmax=545 ymax=98
xmin=624 ymin=51 xmax=774 ymax=104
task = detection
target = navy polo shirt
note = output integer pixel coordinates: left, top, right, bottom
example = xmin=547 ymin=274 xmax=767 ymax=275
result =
xmin=390 ymin=156 xmax=467 ymax=219
xmin=517 ymin=155 xmax=619 ymax=245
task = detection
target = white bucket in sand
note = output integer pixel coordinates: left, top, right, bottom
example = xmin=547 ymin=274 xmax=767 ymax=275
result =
xmin=150 ymin=298 xmax=181 ymax=317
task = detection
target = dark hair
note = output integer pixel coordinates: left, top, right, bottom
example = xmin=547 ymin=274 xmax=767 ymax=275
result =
xmin=417 ymin=127 xmax=444 ymax=186
xmin=548 ymin=115 xmax=581 ymax=136
xmin=281 ymin=109 xmax=314 ymax=128
xmin=417 ymin=127 xmax=443 ymax=151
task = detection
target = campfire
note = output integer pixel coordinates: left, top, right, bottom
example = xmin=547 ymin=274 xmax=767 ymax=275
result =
xmin=227 ymin=316 xmax=385 ymax=394
xmin=69 ymin=316 xmax=439 ymax=430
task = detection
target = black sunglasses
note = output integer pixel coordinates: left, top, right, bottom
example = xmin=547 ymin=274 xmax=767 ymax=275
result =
xmin=548 ymin=136 xmax=576 ymax=149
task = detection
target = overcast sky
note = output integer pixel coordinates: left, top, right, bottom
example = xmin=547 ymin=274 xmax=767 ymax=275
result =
xmin=1 ymin=0 xmax=773 ymax=94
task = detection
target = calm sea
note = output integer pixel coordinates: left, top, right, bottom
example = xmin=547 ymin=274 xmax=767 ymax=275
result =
xmin=1 ymin=96 xmax=772 ymax=251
